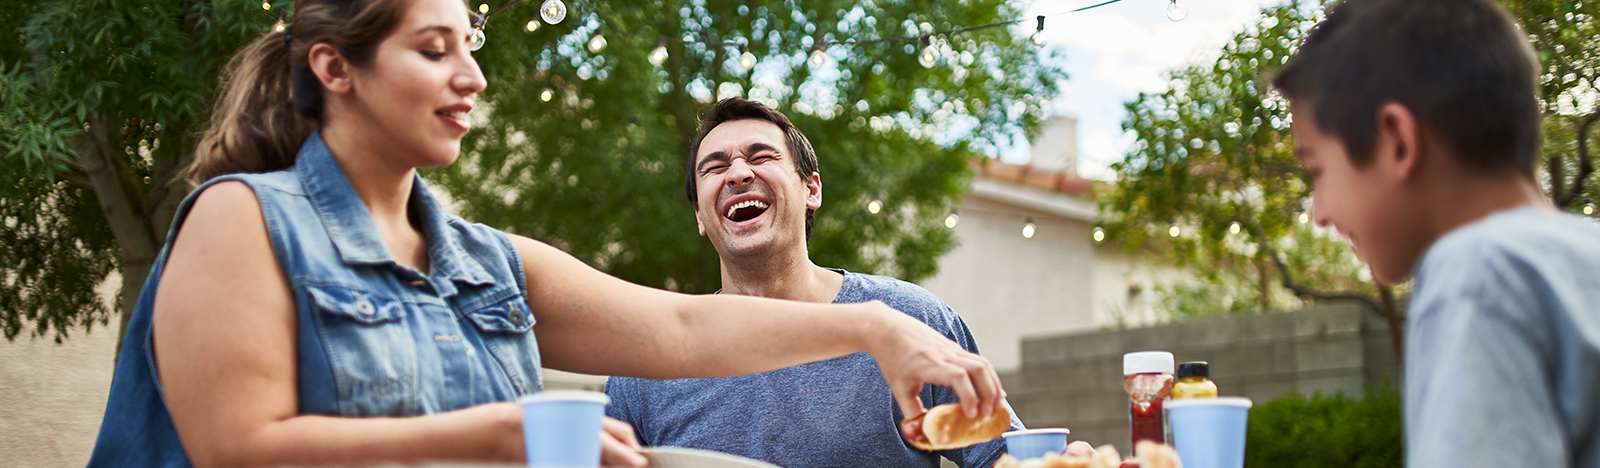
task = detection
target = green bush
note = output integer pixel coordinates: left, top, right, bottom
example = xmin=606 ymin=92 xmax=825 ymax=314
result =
xmin=1245 ymin=386 xmax=1402 ymax=468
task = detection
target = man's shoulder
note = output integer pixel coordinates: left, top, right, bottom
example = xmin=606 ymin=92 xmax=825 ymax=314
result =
xmin=835 ymin=270 xmax=952 ymax=312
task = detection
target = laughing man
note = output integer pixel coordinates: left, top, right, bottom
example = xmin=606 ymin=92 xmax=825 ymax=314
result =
xmin=603 ymin=98 xmax=1024 ymax=468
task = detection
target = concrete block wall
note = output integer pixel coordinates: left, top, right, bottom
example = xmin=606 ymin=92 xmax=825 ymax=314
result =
xmin=1003 ymin=304 xmax=1398 ymax=454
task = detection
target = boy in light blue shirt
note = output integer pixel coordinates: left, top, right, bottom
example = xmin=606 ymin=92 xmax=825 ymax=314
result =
xmin=1273 ymin=0 xmax=1600 ymax=467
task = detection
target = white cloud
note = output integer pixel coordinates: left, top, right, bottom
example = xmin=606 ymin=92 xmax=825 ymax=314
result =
xmin=1010 ymin=0 xmax=1285 ymax=180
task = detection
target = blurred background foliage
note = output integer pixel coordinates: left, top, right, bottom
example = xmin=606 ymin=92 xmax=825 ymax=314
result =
xmin=434 ymin=0 xmax=1064 ymax=293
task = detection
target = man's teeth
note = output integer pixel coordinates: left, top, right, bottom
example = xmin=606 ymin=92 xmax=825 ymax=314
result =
xmin=726 ymin=200 xmax=769 ymax=219
xmin=445 ymin=111 xmax=468 ymax=120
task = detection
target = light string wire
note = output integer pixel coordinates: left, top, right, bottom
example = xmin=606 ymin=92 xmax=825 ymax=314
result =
xmin=466 ymin=0 xmax=1150 ymax=54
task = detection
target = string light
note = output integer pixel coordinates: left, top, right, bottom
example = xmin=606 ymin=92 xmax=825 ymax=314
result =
xmin=469 ymin=27 xmax=486 ymax=51
xmin=540 ymin=88 xmax=554 ymax=102
xmin=648 ymin=38 xmax=669 ymax=66
xmin=808 ymin=46 xmax=829 ymax=68
xmin=1229 ymin=222 xmax=1240 ymax=234
xmin=1029 ymin=16 xmax=1046 ymax=48
xmin=1093 ymin=226 xmax=1105 ymax=243
xmin=737 ymin=45 xmax=757 ymax=71
xmin=1022 ymin=217 xmax=1036 ymax=239
xmin=1586 ymin=203 xmax=1595 ymax=215
xmin=944 ymin=210 xmax=960 ymax=229
xmin=262 ymin=1 xmax=271 ymax=10
xmin=1166 ymin=0 xmax=1189 ymax=22
xmin=479 ymin=3 xmax=489 ymax=13
xmin=918 ymin=37 xmax=939 ymax=68
xmin=1168 ymin=225 xmax=1181 ymax=237
xmin=587 ymin=32 xmax=607 ymax=53
xmin=540 ymin=0 xmax=567 ymax=24
xmin=1298 ymin=213 xmax=1309 ymax=224
xmin=525 ymin=19 xmax=540 ymax=32
xmin=273 ymin=19 xmax=286 ymax=33
xmin=867 ymin=199 xmax=883 ymax=214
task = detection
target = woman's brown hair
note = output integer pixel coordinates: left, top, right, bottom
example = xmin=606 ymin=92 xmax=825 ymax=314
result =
xmin=183 ymin=0 xmax=413 ymax=188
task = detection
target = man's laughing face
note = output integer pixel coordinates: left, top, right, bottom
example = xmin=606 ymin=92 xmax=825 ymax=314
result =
xmin=692 ymin=119 xmax=820 ymax=261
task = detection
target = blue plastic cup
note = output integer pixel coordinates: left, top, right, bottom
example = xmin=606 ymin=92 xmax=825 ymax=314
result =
xmin=519 ymin=390 xmax=612 ymax=468
xmin=1167 ymin=397 xmax=1253 ymax=468
xmin=1001 ymin=428 xmax=1072 ymax=459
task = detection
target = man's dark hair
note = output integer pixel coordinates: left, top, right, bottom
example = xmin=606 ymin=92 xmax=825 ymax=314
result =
xmin=685 ymin=98 xmax=820 ymax=240
xmin=1272 ymin=0 xmax=1540 ymax=177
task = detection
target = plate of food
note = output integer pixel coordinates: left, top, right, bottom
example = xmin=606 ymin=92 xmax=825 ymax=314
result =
xmin=641 ymin=446 xmax=783 ymax=468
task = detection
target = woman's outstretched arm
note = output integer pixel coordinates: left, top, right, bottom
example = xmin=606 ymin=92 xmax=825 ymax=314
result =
xmin=513 ymin=235 xmax=1006 ymax=422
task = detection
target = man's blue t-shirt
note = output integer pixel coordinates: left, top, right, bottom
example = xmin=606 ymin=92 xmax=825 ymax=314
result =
xmin=605 ymin=269 xmax=1024 ymax=468
xmin=1406 ymin=207 xmax=1600 ymax=468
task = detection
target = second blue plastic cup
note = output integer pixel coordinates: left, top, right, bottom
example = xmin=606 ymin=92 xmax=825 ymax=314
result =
xmin=1167 ymin=397 xmax=1252 ymax=468
xmin=519 ymin=390 xmax=611 ymax=468
xmin=1001 ymin=428 xmax=1072 ymax=459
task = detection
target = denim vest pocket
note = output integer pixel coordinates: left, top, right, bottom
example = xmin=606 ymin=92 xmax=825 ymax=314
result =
xmin=306 ymin=284 xmax=421 ymax=416
xmin=463 ymin=292 xmax=543 ymax=395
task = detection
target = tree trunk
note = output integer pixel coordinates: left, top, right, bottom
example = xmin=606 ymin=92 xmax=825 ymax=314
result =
xmin=1378 ymin=283 xmax=1403 ymax=373
xmin=69 ymin=115 xmax=161 ymax=354
xmin=1255 ymin=256 xmax=1273 ymax=311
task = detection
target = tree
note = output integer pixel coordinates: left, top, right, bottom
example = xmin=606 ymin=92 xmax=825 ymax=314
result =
xmin=432 ymin=0 xmax=1063 ymax=293
xmin=1101 ymin=0 xmax=1600 ymax=366
xmin=1 ymin=0 xmax=1064 ymax=343
xmin=1 ymin=1 xmax=266 ymax=343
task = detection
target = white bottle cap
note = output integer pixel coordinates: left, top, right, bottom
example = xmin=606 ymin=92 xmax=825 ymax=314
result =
xmin=1123 ymin=351 xmax=1175 ymax=375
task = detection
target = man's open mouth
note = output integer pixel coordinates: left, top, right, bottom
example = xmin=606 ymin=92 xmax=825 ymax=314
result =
xmin=725 ymin=200 xmax=769 ymax=222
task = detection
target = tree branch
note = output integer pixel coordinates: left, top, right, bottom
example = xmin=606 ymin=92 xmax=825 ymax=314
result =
xmin=1555 ymin=112 xmax=1598 ymax=209
xmin=1239 ymin=218 xmax=1383 ymax=313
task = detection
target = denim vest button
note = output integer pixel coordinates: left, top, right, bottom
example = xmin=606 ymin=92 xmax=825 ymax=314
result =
xmin=508 ymin=309 xmax=524 ymax=326
xmin=356 ymin=299 xmax=375 ymax=315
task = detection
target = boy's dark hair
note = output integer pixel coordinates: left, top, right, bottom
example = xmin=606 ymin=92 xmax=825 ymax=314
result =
xmin=685 ymin=98 xmax=820 ymax=240
xmin=1272 ymin=0 xmax=1540 ymax=177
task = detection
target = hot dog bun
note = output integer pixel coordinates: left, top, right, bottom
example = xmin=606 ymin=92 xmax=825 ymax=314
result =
xmin=904 ymin=403 xmax=1011 ymax=451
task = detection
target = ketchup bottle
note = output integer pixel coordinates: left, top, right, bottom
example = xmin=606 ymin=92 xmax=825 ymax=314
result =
xmin=1123 ymin=351 xmax=1174 ymax=455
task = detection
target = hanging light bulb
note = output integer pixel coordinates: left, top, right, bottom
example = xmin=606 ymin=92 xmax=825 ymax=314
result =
xmin=944 ymin=210 xmax=960 ymax=229
xmin=867 ymin=199 xmax=882 ymax=214
xmin=273 ymin=19 xmax=286 ymax=33
xmin=469 ymin=27 xmax=486 ymax=51
xmin=478 ymin=3 xmax=489 ymax=14
xmin=737 ymin=45 xmax=757 ymax=72
xmin=540 ymin=0 xmax=567 ymax=24
xmin=918 ymin=37 xmax=939 ymax=68
xmin=1023 ymin=217 xmax=1036 ymax=239
xmin=1298 ymin=213 xmax=1310 ymax=224
xmin=1166 ymin=0 xmax=1189 ymax=22
xmin=1093 ymin=226 xmax=1106 ymax=243
xmin=262 ymin=1 xmax=271 ymax=10
xmin=525 ymin=19 xmax=540 ymax=32
xmin=587 ymin=33 xmax=607 ymax=53
xmin=1585 ymin=203 xmax=1595 ymax=215
xmin=648 ymin=38 xmax=669 ymax=66
xmin=1229 ymin=222 xmax=1241 ymax=234
xmin=808 ymin=46 xmax=828 ymax=68
xmin=1029 ymin=15 xmax=1046 ymax=48
xmin=1168 ymin=225 xmax=1181 ymax=237
xmin=540 ymin=88 xmax=554 ymax=102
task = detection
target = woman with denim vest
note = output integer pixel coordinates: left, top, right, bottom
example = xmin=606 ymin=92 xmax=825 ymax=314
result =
xmin=86 ymin=0 xmax=1006 ymax=466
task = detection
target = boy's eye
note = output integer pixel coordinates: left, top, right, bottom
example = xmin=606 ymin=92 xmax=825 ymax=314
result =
xmin=421 ymin=50 xmax=447 ymax=60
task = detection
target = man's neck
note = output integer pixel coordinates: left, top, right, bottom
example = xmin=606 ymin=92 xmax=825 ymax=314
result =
xmin=718 ymin=251 xmax=844 ymax=304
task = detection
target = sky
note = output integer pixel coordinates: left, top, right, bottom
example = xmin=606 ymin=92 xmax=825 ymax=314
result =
xmin=1002 ymin=0 xmax=1288 ymax=180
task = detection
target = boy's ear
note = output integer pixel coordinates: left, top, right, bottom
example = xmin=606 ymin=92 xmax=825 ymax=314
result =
xmin=1374 ymin=102 xmax=1424 ymax=180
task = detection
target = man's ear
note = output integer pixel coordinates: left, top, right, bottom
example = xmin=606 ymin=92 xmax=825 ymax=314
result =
xmin=693 ymin=203 xmax=706 ymax=236
xmin=1374 ymin=102 xmax=1424 ymax=180
xmin=307 ymin=42 xmax=353 ymax=95
xmin=805 ymin=172 xmax=822 ymax=210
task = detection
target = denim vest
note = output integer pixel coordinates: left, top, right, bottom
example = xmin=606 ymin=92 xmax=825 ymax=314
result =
xmin=88 ymin=133 xmax=543 ymax=467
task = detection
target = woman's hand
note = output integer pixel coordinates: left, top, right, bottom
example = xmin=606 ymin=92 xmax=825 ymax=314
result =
xmin=600 ymin=417 xmax=648 ymax=467
xmin=860 ymin=300 xmax=1005 ymax=434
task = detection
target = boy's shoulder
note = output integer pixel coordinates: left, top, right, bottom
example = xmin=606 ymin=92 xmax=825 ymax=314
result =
xmin=1417 ymin=207 xmax=1600 ymax=302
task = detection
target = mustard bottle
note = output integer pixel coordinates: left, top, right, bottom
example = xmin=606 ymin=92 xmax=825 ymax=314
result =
xmin=1172 ymin=361 xmax=1217 ymax=399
